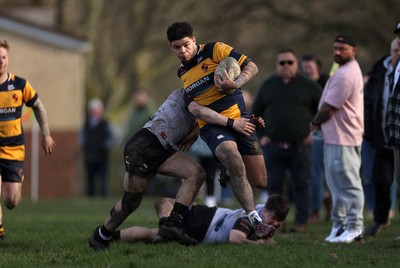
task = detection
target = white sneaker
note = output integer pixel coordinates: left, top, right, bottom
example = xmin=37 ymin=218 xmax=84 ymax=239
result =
xmin=325 ymin=225 xmax=346 ymax=242
xmin=205 ymin=196 xmax=217 ymax=207
xmin=330 ymin=229 xmax=363 ymax=243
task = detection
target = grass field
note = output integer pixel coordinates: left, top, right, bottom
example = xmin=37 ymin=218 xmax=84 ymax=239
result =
xmin=1 ymin=195 xmax=400 ymax=268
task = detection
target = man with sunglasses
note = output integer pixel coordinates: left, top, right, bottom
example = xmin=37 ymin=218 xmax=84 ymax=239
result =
xmin=252 ymin=49 xmax=322 ymax=234
xmin=310 ymin=34 xmax=364 ymax=243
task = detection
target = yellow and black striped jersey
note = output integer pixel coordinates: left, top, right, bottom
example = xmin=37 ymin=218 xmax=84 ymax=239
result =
xmin=178 ymin=42 xmax=248 ymax=128
xmin=0 ymin=73 xmax=38 ymax=161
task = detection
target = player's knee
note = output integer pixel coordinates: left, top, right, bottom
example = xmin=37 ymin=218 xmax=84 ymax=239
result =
xmin=4 ymin=196 xmax=20 ymax=209
xmin=121 ymin=191 xmax=143 ymax=216
xmin=250 ymin=175 xmax=268 ymax=189
xmin=252 ymin=180 xmax=268 ymax=189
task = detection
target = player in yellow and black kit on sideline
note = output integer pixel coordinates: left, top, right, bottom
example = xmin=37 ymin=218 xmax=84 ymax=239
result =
xmin=0 ymin=40 xmax=56 ymax=239
xmin=165 ymin=21 xmax=274 ymax=241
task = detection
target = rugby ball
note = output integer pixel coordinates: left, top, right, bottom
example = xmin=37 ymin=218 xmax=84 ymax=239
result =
xmin=214 ymin=57 xmax=241 ymax=94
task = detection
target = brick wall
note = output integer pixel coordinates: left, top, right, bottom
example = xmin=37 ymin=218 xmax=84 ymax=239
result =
xmin=22 ymin=130 xmax=83 ymax=199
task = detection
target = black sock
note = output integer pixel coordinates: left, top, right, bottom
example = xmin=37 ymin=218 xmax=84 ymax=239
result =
xmin=166 ymin=202 xmax=189 ymax=227
xmin=99 ymin=225 xmax=113 ymax=240
xmin=112 ymin=230 xmax=121 ymax=241
xmin=158 ymin=217 xmax=168 ymax=227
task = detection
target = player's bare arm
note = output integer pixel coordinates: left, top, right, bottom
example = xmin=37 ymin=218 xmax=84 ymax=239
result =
xmin=119 ymin=227 xmax=158 ymax=243
xmin=32 ymin=98 xmax=56 ymax=154
xmin=229 ymin=229 xmax=267 ymax=245
xmin=178 ymin=124 xmax=199 ymax=151
xmin=188 ymin=101 xmax=255 ymax=136
xmin=235 ymin=61 xmax=258 ymax=88
xmin=215 ymin=61 xmax=258 ymax=91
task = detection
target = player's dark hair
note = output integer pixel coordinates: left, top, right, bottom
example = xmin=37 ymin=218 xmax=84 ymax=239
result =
xmin=265 ymin=194 xmax=289 ymax=221
xmin=167 ymin=21 xmax=193 ymax=42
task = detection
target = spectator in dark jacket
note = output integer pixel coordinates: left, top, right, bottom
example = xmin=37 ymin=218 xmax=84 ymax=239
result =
xmin=252 ymin=49 xmax=322 ymax=234
xmin=364 ymin=37 xmax=400 ymax=236
xmin=80 ymin=98 xmax=115 ymax=197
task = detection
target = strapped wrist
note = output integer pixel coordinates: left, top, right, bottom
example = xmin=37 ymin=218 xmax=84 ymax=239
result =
xmin=227 ymin=118 xmax=234 ymax=128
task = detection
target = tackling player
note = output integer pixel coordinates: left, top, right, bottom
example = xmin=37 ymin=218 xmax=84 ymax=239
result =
xmin=88 ymin=88 xmax=260 ymax=249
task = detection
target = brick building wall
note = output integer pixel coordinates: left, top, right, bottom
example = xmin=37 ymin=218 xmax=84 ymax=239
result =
xmin=22 ymin=130 xmax=83 ymax=198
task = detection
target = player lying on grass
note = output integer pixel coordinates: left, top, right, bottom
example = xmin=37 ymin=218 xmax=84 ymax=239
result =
xmin=112 ymin=194 xmax=289 ymax=245
xmin=89 ymin=88 xmax=268 ymax=250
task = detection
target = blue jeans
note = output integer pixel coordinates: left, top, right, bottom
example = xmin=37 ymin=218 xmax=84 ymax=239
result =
xmin=361 ymin=140 xmax=375 ymax=211
xmin=309 ymin=139 xmax=325 ymax=213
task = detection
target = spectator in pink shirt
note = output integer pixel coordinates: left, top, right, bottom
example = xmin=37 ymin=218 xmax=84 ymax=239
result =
xmin=310 ymin=34 xmax=364 ymax=243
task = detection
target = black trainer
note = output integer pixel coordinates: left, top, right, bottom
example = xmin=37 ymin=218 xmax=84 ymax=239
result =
xmin=158 ymin=224 xmax=198 ymax=246
xmin=88 ymin=226 xmax=110 ymax=250
xmin=153 ymin=234 xmax=172 ymax=244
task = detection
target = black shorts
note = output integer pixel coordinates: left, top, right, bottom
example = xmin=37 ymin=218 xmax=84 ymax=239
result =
xmin=0 ymin=159 xmax=24 ymax=182
xmin=200 ymin=124 xmax=263 ymax=156
xmin=183 ymin=204 xmax=217 ymax=242
xmin=123 ymin=128 xmax=176 ymax=179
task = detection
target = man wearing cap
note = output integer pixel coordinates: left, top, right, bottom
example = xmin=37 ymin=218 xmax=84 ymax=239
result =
xmin=310 ymin=34 xmax=364 ymax=243
xmin=386 ymin=23 xmax=400 ymax=228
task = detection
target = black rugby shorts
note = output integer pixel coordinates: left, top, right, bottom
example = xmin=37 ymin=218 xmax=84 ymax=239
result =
xmin=123 ymin=128 xmax=176 ymax=178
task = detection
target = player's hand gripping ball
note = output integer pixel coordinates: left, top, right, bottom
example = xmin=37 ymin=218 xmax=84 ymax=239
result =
xmin=214 ymin=57 xmax=241 ymax=95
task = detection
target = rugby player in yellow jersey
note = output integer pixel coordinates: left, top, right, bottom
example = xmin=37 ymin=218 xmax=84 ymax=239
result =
xmin=0 ymin=40 xmax=56 ymax=239
xmin=166 ymin=22 xmax=272 ymax=238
